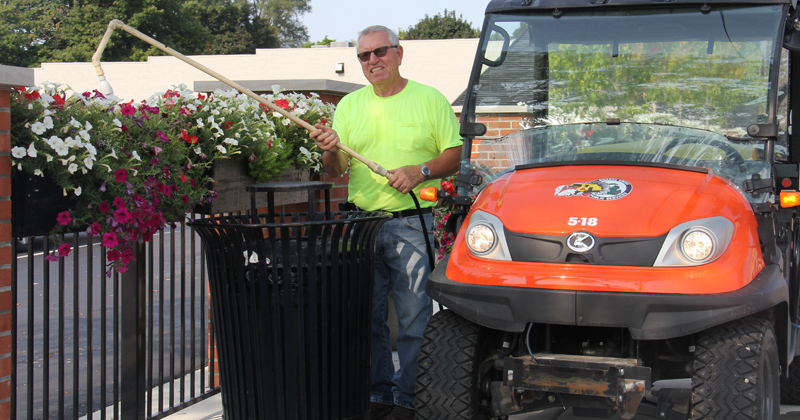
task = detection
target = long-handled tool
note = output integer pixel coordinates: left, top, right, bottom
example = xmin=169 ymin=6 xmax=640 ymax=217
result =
xmin=92 ymin=19 xmax=436 ymax=269
xmin=91 ymin=19 xmax=390 ymax=179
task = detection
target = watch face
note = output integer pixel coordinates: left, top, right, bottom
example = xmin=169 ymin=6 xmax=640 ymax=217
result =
xmin=421 ymin=164 xmax=430 ymax=179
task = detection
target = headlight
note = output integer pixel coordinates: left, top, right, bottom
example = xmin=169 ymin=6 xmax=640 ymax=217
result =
xmin=680 ymin=228 xmax=716 ymax=262
xmin=463 ymin=211 xmax=511 ymax=260
xmin=654 ymin=217 xmax=733 ymax=266
xmin=467 ymin=223 xmax=496 ymax=254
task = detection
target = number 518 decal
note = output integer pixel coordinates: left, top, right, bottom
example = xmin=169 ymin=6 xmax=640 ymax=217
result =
xmin=568 ymin=217 xmax=598 ymax=226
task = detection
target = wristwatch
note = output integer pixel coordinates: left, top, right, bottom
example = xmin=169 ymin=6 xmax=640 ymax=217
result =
xmin=420 ymin=163 xmax=431 ymax=181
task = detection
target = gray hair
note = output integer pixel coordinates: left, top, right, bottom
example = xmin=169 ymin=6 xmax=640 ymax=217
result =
xmin=356 ymin=25 xmax=400 ymax=51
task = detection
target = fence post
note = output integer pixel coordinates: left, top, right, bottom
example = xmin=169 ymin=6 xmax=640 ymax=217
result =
xmin=1 ymin=64 xmax=33 ymax=420
xmin=120 ymin=243 xmax=146 ymax=419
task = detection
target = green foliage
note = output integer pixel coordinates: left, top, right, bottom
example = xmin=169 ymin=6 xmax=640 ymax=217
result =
xmin=303 ymin=35 xmax=336 ymax=48
xmin=0 ymin=0 xmax=287 ymax=67
xmin=399 ymin=9 xmax=480 ymax=40
xmin=249 ymin=0 xmax=310 ymax=47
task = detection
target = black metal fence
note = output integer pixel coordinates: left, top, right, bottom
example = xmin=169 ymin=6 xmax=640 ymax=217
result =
xmin=11 ymin=218 xmax=220 ymax=420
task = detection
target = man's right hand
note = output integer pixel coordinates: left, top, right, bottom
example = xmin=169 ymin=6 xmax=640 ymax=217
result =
xmin=311 ymin=123 xmax=341 ymax=153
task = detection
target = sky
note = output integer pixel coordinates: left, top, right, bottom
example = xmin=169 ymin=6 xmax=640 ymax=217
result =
xmin=302 ymin=0 xmax=490 ymax=44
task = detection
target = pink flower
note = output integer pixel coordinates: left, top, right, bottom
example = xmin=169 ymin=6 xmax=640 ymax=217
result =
xmin=115 ymin=169 xmax=128 ymax=183
xmin=108 ymin=249 xmax=121 ymax=261
xmin=57 ymin=211 xmax=71 ymax=226
xmin=113 ymin=196 xmax=126 ymax=209
xmin=86 ymin=223 xmax=102 ymax=235
xmin=57 ymin=243 xmax=71 ymax=258
xmin=98 ymin=202 xmax=110 ymax=213
xmin=102 ymin=232 xmax=119 ymax=249
xmin=114 ymin=208 xmax=131 ymax=224
xmin=155 ymin=131 xmax=169 ymax=142
xmin=120 ymin=103 xmax=135 ymax=115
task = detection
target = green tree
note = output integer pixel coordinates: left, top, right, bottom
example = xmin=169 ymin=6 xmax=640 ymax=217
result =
xmin=185 ymin=0 xmax=280 ymax=55
xmin=303 ymin=35 xmax=335 ymax=48
xmin=249 ymin=0 xmax=310 ymax=48
xmin=0 ymin=0 xmax=64 ymax=67
xmin=399 ymin=9 xmax=480 ymax=40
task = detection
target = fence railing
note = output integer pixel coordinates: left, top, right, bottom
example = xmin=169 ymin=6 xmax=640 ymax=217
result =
xmin=11 ymin=217 xmax=220 ymax=420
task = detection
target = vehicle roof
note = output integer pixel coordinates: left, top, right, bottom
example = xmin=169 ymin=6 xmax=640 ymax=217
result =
xmin=485 ymin=0 xmax=790 ymax=13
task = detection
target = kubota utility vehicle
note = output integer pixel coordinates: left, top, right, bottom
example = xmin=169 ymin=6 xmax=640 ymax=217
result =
xmin=416 ymin=0 xmax=800 ymax=419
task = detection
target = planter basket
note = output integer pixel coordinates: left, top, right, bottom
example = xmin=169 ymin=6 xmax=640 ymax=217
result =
xmin=191 ymin=186 xmax=389 ymax=420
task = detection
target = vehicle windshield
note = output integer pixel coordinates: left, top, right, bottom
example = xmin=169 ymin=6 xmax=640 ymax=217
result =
xmin=463 ymin=5 xmax=786 ymax=203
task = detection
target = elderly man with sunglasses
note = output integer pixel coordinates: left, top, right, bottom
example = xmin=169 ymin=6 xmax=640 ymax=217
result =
xmin=311 ymin=25 xmax=462 ymax=420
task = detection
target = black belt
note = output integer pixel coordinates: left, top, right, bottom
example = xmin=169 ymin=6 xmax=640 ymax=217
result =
xmin=384 ymin=207 xmax=432 ymax=218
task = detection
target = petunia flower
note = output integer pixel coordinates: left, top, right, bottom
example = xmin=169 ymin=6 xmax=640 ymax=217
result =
xmin=115 ymin=169 xmax=128 ymax=183
xmin=57 ymin=211 xmax=71 ymax=226
xmin=102 ymin=232 xmax=119 ymax=249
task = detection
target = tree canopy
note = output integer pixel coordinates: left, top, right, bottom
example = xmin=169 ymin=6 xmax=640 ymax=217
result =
xmin=399 ymin=9 xmax=480 ymax=40
xmin=0 ymin=0 xmax=309 ymax=67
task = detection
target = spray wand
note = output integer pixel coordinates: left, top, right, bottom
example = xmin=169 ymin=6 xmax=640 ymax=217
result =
xmin=92 ymin=19 xmax=436 ymax=270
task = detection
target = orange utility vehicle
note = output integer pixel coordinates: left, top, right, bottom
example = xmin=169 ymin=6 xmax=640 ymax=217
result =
xmin=416 ymin=0 xmax=800 ymax=419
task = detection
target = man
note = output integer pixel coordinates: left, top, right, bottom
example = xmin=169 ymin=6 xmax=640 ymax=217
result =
xmin=311 ymin=25 xmax=463 ymax=420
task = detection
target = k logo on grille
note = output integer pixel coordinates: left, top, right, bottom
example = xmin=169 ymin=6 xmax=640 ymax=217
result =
xmin=567 ymin=232 xmax=596 ymax=253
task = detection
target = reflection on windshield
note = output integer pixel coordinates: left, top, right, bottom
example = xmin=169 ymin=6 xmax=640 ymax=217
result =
xmin=469 ymin=124 xmax=770 ymax=203
xmin=471 ymin=5 xmax=783 ymax=137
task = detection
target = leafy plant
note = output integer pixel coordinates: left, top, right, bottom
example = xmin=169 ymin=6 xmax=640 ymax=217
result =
xmin=10 ymin=83 xmax=331 ymax=275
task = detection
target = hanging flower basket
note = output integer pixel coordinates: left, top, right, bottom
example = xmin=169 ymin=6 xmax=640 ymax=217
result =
xmin=9 ymin=83 xmax=333 ymax=275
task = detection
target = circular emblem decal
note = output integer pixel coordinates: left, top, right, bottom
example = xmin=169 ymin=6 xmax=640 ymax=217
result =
xmin=555 ymin=178 xmax=633 ymax=201
xmin=567 ymin=232 xmax=596 ymax=253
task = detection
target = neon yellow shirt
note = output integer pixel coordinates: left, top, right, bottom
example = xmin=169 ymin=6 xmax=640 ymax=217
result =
xmin=332 ymin=80 xmax=462 ymax=212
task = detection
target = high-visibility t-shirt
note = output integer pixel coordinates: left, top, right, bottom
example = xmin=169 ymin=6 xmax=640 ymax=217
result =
xmin=332 ymin=80 xmax=462 ymax=212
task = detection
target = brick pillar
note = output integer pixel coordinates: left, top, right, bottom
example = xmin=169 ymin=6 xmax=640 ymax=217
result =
xmin=0 ymin=87 xmax=13 ymax=420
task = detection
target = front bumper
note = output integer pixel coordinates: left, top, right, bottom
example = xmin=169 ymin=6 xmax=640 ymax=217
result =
xmin=427 ymin=258 xmax=787 ymax=340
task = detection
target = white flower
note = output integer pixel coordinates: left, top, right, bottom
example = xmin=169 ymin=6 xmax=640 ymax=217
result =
xmin=132 ymin=151 xmax=141 ymax=161
xmin=113 ymin=118 xmax=122 ymax=128
xmin=83 ymin=157 xmax=94 ymax=169
xmin=79 ymin=130 xmax=91 ymax=141
xmin=271 ymin=85 xmax=284 ymax=94
xmin=46 ymin=155 xmax=53 ymax=162
xmin=27 ymin=144 xmax=37 ymax=158
xmin=84 ymin=121 xmax=93 ymax=131
xmin=85 ymin=144 xmax=97 ymax=156
xmin=223 ymin=138 xmax=238 ymax=146
xmin=70 ymin=118 xmax=82 ymax=128
xmin=30 ymin=121 xmax=47 ymax=135
xmin=54 ymin=143 xmax=69 ymax=156
xmin=33 ymin=169 xmax=43 ymax=176
xmin=64 ymin=137 xmax=76 ymax=148
xmin=68 ymin=163 xmax=78 ymax=174
xmin=74 ymin=186 xmax=82 ymax=196
xmin=282 ymin=118 xmax=290 ymax=126
xmin=43 ymin=116 xmax=54 ymax=130
xmin=194 ymin=146 xmax=203 ymax=155
xmin=11 ymin=147 xmax=27 ymax=159
xmin=216 ymin=145 xmax=227 ymax=154
xmin=196 ymin=119 xmax=205 ymax=128
xmin=110 ymin=149 xmax=118 ymax=159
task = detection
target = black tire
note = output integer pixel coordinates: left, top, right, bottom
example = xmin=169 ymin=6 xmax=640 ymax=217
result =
xmin=690 ymin=317 xmax=780 ymax=420
xmin=780 ymin=358 xmax=800 ymax=404
xmin=416 ymin=310 xmax=502 ymax=420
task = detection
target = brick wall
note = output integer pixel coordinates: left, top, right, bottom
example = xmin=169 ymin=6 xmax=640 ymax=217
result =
xmin=0 ymin=88 xmax=12 ymax=420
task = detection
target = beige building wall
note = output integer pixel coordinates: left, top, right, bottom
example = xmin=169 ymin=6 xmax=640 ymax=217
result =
xmin=34 ymin=39 xmax=480 ymax=105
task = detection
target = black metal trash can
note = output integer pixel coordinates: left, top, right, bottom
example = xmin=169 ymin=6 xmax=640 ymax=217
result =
xmin=190 ymin=185 xmax=389 ymax=420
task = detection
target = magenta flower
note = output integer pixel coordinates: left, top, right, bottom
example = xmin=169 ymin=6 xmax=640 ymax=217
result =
xmin=155 ymin=131 xmax=169 ymax=142
xmin=98 ymin=202 xmax=110 ymax=213
xmin=120 ymin=103 xmax=135 ymax=115
xmin=113 ymin=196 xmax=126 ymax=209
xmin=86 ymin=222 xmax=102 ymax=235
xmin=115 ymin=169 xmax=128 ymax=183
xmin=57 ymin=211 xmax=71 ymax=226
xmin=102 ymin=232 xmax=119 ymax=249
xmin=57 ymin=243 xmax=71 ymax=258
xmin=114 ymin=208 xmax=131 ymax=224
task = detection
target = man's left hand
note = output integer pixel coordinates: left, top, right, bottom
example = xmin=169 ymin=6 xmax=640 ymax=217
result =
xmin=388 ymin=165 xmax=425 ymax=194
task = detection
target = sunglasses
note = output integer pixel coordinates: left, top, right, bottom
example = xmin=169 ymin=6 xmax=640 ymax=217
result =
xmin=357 ymin=45 xmax=398 ymax=62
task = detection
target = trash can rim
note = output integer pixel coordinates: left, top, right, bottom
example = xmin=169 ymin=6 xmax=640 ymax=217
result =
xmin=188 ymin=210 xmax=392 ymax=229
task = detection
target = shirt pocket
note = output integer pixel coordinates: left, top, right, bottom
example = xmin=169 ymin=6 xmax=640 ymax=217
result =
xmin=396 ymin=122 xmax=427 ymax=152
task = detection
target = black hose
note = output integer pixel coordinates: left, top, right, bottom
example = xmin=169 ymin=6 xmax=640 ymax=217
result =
xmin=409 ymin=191 xmax=436 ymax=270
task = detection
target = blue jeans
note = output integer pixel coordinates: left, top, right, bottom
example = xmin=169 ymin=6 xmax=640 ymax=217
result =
xmin=370 ymin=213 xmax=434 ymax=410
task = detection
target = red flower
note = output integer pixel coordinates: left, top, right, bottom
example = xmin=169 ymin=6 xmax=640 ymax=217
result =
xmin=180 ymin=173 xmax=187 ymax=182
xmin=98 ymin=202 xmax=110 ymax=213
xmin=120 ymin=102 xmax=136 ymax=116
xmin=57 ymin=211 xmax=72 ymax=226
xmin=275 ymin=99 xmax=290 ymax=109
xmin=121 ymin=125 xmax=129 ymax=132
xmin=180 ymin=129 xmax=198 ymax=144
xmin=224 ymin=121 xmax=233 ymax=129
xmin=108 ymin=249 xmax=121 ymax=261
xmin=24 ymin=90 xmax=41 ymax=101
xmin=182 ymin=195 xmax=189 ymax=203
xmin=51 ymin=95 xmax=66 ymax=109
xmin=115 ymin=169 xmax=128 ymax=183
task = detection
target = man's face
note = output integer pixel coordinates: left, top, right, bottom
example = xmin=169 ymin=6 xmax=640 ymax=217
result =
xmin=357 ymin=31 xmax=403 ymax=88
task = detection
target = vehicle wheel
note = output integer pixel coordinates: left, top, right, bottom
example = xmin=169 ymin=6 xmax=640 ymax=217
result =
xmin=690 ymin=317 xmax=780 ymax=419
xmin=416 ymin=309 xmax=505 ymax=420
xmin=780 ymin=358 xmax=800 ymax=404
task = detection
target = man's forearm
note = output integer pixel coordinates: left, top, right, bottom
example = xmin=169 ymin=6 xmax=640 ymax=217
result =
xmin=322 ymin=149 xmax=348 ymax=178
